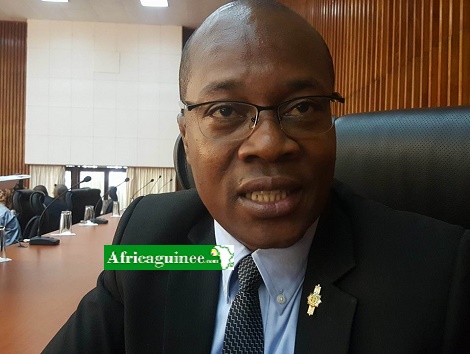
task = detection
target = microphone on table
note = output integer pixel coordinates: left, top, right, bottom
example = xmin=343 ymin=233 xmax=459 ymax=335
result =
xmin=92 ymin=177 xmax=130 ymax=223
xmin=157 ymin=178 xmax=173 ymax=193
xmin=29 ymin=176 xmax=92 ymax=244
xmin=148 ymin=175 xmax=162 ymax=194
xmin=130 ymin=178 xmax=154 ymax=202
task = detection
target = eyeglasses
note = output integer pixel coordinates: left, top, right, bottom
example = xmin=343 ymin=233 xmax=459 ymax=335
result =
xmin=179 ymin=93 xmax=345 ymax=140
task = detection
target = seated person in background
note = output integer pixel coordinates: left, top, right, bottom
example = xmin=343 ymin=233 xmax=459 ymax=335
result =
xmin=42 ymin=184 xmax=69 ymax=233
xmin=43 ymin=1 xmax=470 ymax=353
xmin=0 ymin=189 xmax=21 ymax=246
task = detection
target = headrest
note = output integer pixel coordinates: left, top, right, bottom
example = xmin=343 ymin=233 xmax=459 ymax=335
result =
xmin=173 ymin=135 xmax=195 ymax=190
xmin=335 ymin=105 xmax=470 ymax=228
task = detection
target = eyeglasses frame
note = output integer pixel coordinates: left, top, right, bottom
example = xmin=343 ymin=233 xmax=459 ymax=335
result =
xmin=178 ymin=92 xmax=345 ymax=139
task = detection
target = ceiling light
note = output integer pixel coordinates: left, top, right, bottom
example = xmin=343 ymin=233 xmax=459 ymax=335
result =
xmin=42 ymin=0 xmax=69 ymax=2
xmin=140 ymin=0 xmax=168 ymax=7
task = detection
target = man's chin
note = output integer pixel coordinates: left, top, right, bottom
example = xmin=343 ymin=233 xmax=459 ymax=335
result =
xmin=237 ymin=232 xmax=305 ymax=251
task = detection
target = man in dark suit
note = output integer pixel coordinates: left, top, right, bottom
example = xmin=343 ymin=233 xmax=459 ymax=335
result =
xmin=43 ymin=1 xmax=470 ymax=353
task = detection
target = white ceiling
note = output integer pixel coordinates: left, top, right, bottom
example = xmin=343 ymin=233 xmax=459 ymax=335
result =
xmin=0 ymin=0 xmax=231 ymax=29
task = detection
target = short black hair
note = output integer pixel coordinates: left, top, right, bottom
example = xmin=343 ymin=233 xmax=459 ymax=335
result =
xmin=54 ymin=184 xmax=68 ymax=199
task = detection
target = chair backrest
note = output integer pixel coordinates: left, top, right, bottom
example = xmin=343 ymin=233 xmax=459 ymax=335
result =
xmin=334 ymin=105 xmax=470 ymax=229
xmin=104 ymin=200 xmax=114 ymax=214
xmin=65 ymin=188 xmax=102 ymax=224
xmin=103 ymin=187 xmax=118 ymax=214
xmin=12 ymin=189 xmax=35 ymax=233
xmin=28 ymin=191 xmax=56 ymax=236
xmin=30 ymin=191 xmax=45 ymax=216
xmin=173 ymin=105 xmax=470 ymax=229
xmin=174 ymin=135 xmax=195 ymax=190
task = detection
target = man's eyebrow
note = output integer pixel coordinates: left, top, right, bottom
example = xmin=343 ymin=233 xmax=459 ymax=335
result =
xmin=192 ymin=78 xmax=328 ymax=103
xmin=197 ymin=80 xmax=242 ymax=100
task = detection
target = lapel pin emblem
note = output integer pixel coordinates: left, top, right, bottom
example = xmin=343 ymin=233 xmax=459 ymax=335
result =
xmin=307 ymin=284 xmax=322 ymax=316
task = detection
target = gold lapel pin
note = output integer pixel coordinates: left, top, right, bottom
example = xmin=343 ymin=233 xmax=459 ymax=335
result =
xmin=307 ymin=284 xmax=322 ymax=316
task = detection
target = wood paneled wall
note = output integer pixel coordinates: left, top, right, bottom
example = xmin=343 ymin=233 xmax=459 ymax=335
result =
xmin=0 ymin=21 xmax=28 ymax=177
xmin=279 ymin=0 xmax=470 ymax=116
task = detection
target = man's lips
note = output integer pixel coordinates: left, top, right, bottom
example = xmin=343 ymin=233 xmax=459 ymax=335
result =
xmin=236 ymin=177 xmax=302 ymax=217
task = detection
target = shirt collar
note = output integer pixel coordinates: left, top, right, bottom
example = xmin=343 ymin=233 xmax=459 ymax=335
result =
xmin=214 ymin=219 xmax=317 ymax=315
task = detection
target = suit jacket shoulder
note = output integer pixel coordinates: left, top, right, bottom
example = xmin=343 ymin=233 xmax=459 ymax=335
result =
xmin=113 ymin=188 xmax=209 ymax=245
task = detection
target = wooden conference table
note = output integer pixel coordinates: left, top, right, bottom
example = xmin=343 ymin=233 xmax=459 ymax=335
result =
xmin=0 ymin=214 xmax=120 ymax=354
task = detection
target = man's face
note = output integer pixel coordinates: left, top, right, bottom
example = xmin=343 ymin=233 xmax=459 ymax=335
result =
xmin=179 ymin=14 xmax=336 ymax=250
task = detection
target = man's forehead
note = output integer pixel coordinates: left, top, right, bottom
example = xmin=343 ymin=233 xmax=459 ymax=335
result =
xmin=185 ymin=33 xmax=333 ymax=101
xmin=179 ymin=1 xmax=334 ymax=100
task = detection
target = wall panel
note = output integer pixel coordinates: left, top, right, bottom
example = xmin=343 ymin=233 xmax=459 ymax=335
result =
xmin=279 ymin=0 xmax=470 ymax=116
xmin=25 ymin=20 xmax=182 ymax=168
xmin=0 ymin=21 xmax=28 ymax=177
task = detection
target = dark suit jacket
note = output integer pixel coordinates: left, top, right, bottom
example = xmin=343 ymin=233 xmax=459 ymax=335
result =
xmin=43 ymin=182 xmax=470 ymax=354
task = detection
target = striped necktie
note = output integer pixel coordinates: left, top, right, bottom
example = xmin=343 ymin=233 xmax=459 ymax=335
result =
xmin=222 ymin=254 xmax=264 ymax=354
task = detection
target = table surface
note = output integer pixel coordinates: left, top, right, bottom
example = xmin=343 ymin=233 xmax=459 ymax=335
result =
xmin=0 ymin=214 xmax=120 ymax=354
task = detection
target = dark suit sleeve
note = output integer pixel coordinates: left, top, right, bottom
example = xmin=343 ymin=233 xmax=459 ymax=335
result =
xmin=42 ymin=197 xmax=144 ymax=354
xmin=442 ymin=229 xmax=470 ymax=353
xmin=42 ymin=272 xmax=125 ymax=354
xmin=42 ymin=191 xmax=206 ymax=353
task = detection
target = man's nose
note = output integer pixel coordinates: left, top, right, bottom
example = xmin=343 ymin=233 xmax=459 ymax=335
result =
xmin=238 ymin=112 xmax=300 ymax=162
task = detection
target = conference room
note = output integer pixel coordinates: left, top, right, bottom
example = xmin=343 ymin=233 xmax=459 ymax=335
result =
xmin=1 ymin=0 xmax=469 ymax=353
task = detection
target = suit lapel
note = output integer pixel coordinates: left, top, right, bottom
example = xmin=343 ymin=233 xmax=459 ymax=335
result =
xmin=163 ymin=211 xmax=221 ymax=353
xmin=295 ymin=199 xmax=357 ymax=354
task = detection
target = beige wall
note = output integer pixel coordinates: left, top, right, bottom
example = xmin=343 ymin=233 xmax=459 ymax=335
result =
xmin=25 ymin=20 xmax=182 ymax=167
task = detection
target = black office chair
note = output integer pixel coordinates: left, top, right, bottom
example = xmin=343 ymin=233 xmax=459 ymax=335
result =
xmin=173 ymin=106 xmax=470 ymax=229
xmin=12 ymin=189 xmax=35 ymax=234
xmin=334 ymin=105 xmax=470 ymax=229
xmin=174 ymin=135 xmax=195 ymax=190
xmin=27 ymin=190 xmax=61 ymax=236
xmin=22 ymin=191 xmax=45 ymax=238
xmin=65 ymin=188 xmax=102 ymax=225
xmin=30 ymin=191 xmax=45 ymax=216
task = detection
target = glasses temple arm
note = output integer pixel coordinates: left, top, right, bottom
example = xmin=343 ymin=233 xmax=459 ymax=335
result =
xmin=332 ymin=92 xmax=345 ymax=104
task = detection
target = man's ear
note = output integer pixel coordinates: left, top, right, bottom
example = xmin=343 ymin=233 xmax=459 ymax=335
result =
xmin=177 ymin=113 xmax=186 ymax=138
xmin=177 ymin=112 xmax=185 ymax=126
